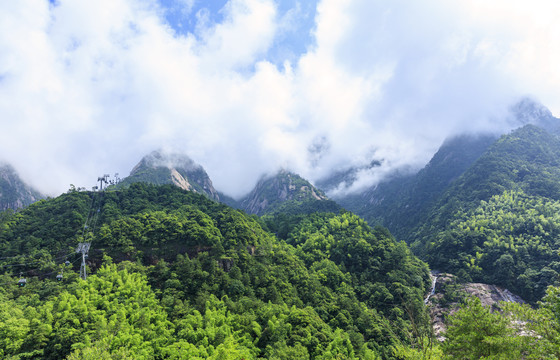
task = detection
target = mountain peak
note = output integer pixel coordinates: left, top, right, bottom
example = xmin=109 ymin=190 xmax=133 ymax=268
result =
xmin=131 ymin=150 xmax=201 ymax=174
xmin=239 ymin=170 xmax=337 ymax=215
xmin=510 ymin=98 xmax=560 ymax=134
xmin=119 ymin=151 xmax=220 ymax=201
xmin=0 ymin=163 xmax=44 ymax=210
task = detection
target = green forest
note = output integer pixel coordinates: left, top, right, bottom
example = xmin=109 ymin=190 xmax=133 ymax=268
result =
xmin=338 ymin=125 xmax=560 ymax=306
xmin=3 ymin=146 xmax=560 ymax=358
xmin=0 ymin=183 xmax=430 ymax=359
xmin=410 ymin=126 xmax=560 ymax=303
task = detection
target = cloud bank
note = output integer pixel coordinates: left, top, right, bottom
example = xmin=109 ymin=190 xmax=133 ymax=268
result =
xmin=1 ymin=0 xmax=560 ymax=198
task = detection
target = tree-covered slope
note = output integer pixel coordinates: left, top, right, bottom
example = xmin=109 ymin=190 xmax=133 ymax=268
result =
xmin=337 ymin=134 xmax=497 ymax=240
xmin=0 ymin=183 xmax=430 ymax=359
xmin=412 ymin=125 xmax=560 ymax=302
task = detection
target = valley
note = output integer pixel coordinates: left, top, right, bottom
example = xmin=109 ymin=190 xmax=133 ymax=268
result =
xmin=1 ymin=100 xmax=560 ymax=358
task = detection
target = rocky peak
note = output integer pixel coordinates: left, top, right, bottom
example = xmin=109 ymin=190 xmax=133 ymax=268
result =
xmin=239 ymin=170 xmax=330 ymax=215
xmin=0 ymin=163 xmax=44 ymax=210
xmin=510 ymin=97 xmax=560 ymax=134
xmin=120 ymin=151 xmax=220 ymax=201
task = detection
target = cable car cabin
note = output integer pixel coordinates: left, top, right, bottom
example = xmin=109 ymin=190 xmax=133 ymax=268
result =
xmin=56 ymin=274 xmax=63 ymax=281
xmin=65 ymin=261 xmax=70 ymax=266
xmin=18 ymin=278 xmax=27 ymax=287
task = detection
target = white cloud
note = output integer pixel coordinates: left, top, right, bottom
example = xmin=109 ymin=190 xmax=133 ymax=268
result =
xmin=1 ymin=0 xmax=560 ymax=198
xmin=195 ymin=0 xmax=277 ymax=70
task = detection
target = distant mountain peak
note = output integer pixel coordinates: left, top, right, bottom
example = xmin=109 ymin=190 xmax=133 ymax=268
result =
xmin=239 ymin=170 xmax=336 ymax=215
xmin=132 ymin=150 xmax=201 ymax=174
xmin=119 ymin=150 xmax=220 ymax=201
xmin=0 ymin=163 xmax=44 ymax=210
xmin=510 ymin=97 xmax=560 ymax=134
xmin=315 ymin=159 xmax=383 ymax=195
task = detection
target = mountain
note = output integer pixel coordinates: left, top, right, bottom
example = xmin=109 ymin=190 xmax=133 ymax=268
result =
xmin=510 ymin=97 xmax=560 ymax=135
xmin=117 ymin=150 xmax=220 ymax=201
xmin=321 ymin=100 xmax=560 ymax=303
xmin=238 ymin=170 xmax=341 ymax=215
xmin=0 ymin=182 xmax=430 ymax=359
xmin=315 ymin=159 xmax=383 ymax=194
xmin=0 ymin=163 xmax=44 ymax=210
xmin=411 ymin=125 xmax=560 ymax=302
xmin=336 ymin=133 xmax=498 ymax=240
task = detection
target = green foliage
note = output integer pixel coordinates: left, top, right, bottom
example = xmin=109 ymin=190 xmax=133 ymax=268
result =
xmin=0 ymin=183 xmax=433 ymax=359
xmin=391 ymin=339 xmax=443 ymax=360
xmin=501 ymin=286 xmax=560 ymax=358
xmin=0 ymin=190 xmax=91 ymax=257
xmin=401 ymin=126 xmax=560 ymax=302
xmin=419 ymin=189 xmax=560 ymax=302
xmin=441 ymin=288 xmax=560 ymax=360
xmin=442 ymin=297 xmax=525 ymax=359
xmin=0 ymin=293 xmax=29 ymax=358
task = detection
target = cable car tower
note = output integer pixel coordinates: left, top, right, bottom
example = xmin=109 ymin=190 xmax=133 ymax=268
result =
xmin=75 ymin=174 xmax=112 ymax=281
xmin=97 ymin=174 xmax=110 ymax=190
xmin=76 ymin=242 xmax=91 ymax=280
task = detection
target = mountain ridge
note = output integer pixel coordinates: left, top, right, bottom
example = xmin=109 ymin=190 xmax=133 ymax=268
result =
xmin=116 ymin=150 xmax=221 ymax=201
xmin=237 ymin=170 xmax=341 ymax=215
xmin=0 ymin=163 xmax=44 ymax=211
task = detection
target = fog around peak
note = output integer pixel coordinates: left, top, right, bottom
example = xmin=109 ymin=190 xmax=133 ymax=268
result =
xmin=1 ymin=0 xmax=559 ymax=198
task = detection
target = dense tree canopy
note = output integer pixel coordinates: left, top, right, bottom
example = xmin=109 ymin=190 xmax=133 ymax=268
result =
xmin=0 ymin=183 xmax=430 ymax=359
xmin=418 ymin=189 xmax=560 ymax=302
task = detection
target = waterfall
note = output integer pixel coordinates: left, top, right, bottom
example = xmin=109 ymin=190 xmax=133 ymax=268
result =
xmin=424 ymin=272 xmax=438 ymax=304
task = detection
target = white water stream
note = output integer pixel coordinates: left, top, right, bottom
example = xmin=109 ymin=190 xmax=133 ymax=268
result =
xmin=424 ymin=272 xmax=438 ymax=305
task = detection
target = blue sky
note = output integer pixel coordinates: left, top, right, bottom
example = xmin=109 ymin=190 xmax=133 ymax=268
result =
xmin=2 ymin=0 xmax=560 ymax=196
xmin=158 ymin=0 xmax=317 ymax=65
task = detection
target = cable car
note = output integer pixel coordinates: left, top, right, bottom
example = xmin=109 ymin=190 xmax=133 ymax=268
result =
xmin=56 ymin=274 xmax=63 ymax=281
xmin=18 ymin=278 xmax=27 ymax=287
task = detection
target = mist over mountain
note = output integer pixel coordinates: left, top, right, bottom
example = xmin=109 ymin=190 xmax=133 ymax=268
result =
xmin=510 ymin=98 xmax=560 ymax=135
xmin=335 ymin=133 xmax=499 ymax=240
xmin=316 ymin=98 xmax=559 ymax=197
xmin=116 ymin=150 xmax=220 ymax=201
xmin=4 ymin=0 xmax=560 ymax=198
xmin=0 ymin=163 xmax=44 ymax=210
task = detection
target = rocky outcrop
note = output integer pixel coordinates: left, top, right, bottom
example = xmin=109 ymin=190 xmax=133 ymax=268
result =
xmin=239 ymin=170 xmax=330 ymax=215
xmin=425 ymin=273 xmax=525 ymax=341
xmin=0 ymin=164 xmax=44 ymax=210
xmin=119 ymin=151 xmax=220 ymax=201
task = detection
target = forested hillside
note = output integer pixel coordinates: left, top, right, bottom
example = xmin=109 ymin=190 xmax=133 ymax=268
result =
xmin=412 ymin=125 xmax=560 ymax=302
xmin=338 ymin=134 xmax=497 ymax=240
xmin=0 ymin=183 xmax=430 ymax=359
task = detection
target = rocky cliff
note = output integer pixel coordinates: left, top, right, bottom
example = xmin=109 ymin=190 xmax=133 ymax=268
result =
xmin=118 ymin=151 xmax=220 ymax=201
xmin=239 ymin=170 xmax=334 ymax=215
xmin=425 ymin=273 xmax=525 ymax=341
xmin=0 ymin=164 xmax=44 ymax=210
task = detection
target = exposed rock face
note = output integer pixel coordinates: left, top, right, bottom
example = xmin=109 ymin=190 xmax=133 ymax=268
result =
xmin=119 ymin=151 xmax=220 ymax=201
xmin=425 ymin=273 xmax=525 ymax=341
xmin=0 ymin=164 xmax=44 ymax=210
xmin=240 ymin=170 xmax=330 ymax=215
